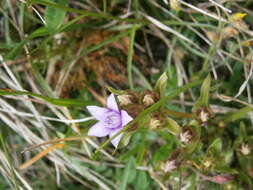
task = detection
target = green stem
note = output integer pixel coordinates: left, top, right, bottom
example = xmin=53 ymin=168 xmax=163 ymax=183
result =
xmin=103 ymin=0 xmax=106 ymax=13
xmin=163 ymin=109 xmax=194 ymax=119
xmin=127 ymin=26 xmax=137 ymax=90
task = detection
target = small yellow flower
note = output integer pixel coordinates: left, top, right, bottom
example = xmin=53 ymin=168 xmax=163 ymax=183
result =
xmin=242 ymin=41 xmax=251 ymax=47
xmin=170 ymin=0 xmax=181 ymax=12
xmin=229 ymin=13 xmax=247 ymax=22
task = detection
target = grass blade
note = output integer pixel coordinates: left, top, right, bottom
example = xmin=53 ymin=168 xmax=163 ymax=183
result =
xmin=0 ymin=89 xmax=95 ymax=106
xmin=119 ymin=157 xmax=136 ymax=190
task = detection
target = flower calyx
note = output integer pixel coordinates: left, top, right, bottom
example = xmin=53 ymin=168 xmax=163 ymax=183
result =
xmin=142 ymin=90 xmax=159 ymax=107
xmin=117 ymin=94 xmax=133 ymax=106
xmin=149 ymin=118 xmax=162 ymax=130
xmin=179 ymin=125 xmax=197 ymax=147
xmin=195 ymin=107 xmax=213 ymax=126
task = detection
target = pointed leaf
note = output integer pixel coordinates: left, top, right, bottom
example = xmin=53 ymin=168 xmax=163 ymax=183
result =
xmin=166 ymin=118 xmax=182 ymax=135
xmin=45 ymin=0 xmax=68 ymax=32
xmin=0 ymin=89 xmax=95 ymax=106
xmin=193 ymin=74 xmax=211 ymax=111
xmin=154 ymin=72 xmax=168 ymax=97
xmin=208 ymin=138 xmax=222 ymax=153
xmin=224 ymin=107 xmax=253 ymax=123
xmin=107 ymin=86 xmax=126 ymax=95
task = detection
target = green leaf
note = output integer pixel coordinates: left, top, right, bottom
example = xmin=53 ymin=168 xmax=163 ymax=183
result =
xmin=152 ymin=144 xmax=172 ymax=165
xmin=239 ymin=122 xmax=247 ymax=138
xmin=5 ymin=40 xmax=28 ymax=60
xmin=208 ymin=138 xmax=222 ymax=153
xmin=119 ymin=132 xmax=133 ymax=148
xmin=165 ymin=118 xmax=182 ymax=135
xmin=30 ymin=27 xmax=49 ymax=38
xmin=193 ymin=74 xmax=211 ymax=112
xmin=45 ymin=0 xmax=68 ymax=32
xmin=214 ymin=165 xmax=238 ymax=174
xmin=224 ymin=150 xmax=234 ymax=165
xmin=30 ymin=0 xmax=140 ymax=23
xmin=119 ymin=157 xmax=136 ymax=190
xmin=134 ymin=171 xmax=150 ymax=190
xmin=107 ymin=86 xmax=126 ymax=95
xmin=223 ymin=107 xmax=253 ymax=123
xmin=5 ymin=27 xmax=49 ymax=60
xmin=136 ymin=133 xmax=146 ymax=164
xmin=186 ymin=140 xmax=201 ymax=154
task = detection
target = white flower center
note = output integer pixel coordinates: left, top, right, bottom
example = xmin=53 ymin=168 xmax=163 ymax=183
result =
xmin=103 ymin=111 xmax=121 ymax=128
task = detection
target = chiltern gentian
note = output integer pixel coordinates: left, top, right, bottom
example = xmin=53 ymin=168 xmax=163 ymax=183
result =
xmin=86 ymin=93 xmax=133 ymax=147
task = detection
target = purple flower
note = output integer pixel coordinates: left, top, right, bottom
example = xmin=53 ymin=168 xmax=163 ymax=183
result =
xmin=86 ymin=93 xmax=133 ymax=148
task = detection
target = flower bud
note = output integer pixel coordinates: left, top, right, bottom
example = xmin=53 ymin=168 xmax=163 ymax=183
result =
xmin=222 ymin=26 xmax=239 ymax=38
xmin=196 ymin=107 xmax=213 ymax=125
xmin=218 ymin=120 xmax=225 ymax=128
xmin=211 ymin=175 xmax=233 ymax=184
xmin=143 ymin=94 xmax=155 ymax=106
xmin=163 ymin=160 xmax=177 ymax=172
xmin=166 ymin=118 xmax=182 ymax=135
xmin=154 ymin=72 xmax=168 ymax=97
xmin=149 ymin=118 xmax=161 ymax=129
xmin=206 ymin=31 xmax=220 ymax=42
xmin=203 ymin=159 xmax=212 ymax=169
xmin=180 ymin=130 xmax=192 ymax=144
xmin=117 ymin=95 xmax=132 ymax=106
xmin=240 ymin=143 xmax=251 ymax=155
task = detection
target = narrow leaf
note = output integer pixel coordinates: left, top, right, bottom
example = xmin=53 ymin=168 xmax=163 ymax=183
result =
xmin=119 ymin=157 xmax=136 ymax=190
xmin=0 ymin=89 xmax=95 ymax=106
xmin=224 ymin=107 xmax=253 ymax=122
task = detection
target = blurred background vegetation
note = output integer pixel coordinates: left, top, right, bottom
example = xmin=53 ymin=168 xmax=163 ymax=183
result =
xmin=0 ymin=0 xmax=253 ymax=189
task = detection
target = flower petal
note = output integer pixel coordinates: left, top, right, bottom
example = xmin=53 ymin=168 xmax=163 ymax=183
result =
xmin=121 ymin=110 xmax=133 ymax=127
xmin=107 ymin=93 xmax=119 ymax=111
xmin=109 ymin=129 xmax=123 ymax=148
xmin=88 ymin=122 xmax=109 ymax=137
xmin=86 ymin=106 xmax=109 ymax=120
